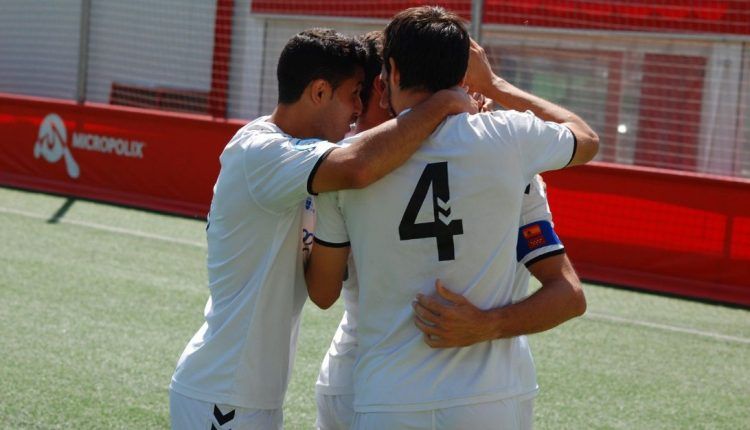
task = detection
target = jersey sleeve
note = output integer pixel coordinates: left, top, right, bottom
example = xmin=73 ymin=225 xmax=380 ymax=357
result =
xmin=516 ymin=175 xmax=565 ymax=267
xmin=502 ymin=110 xmax=576 ymax=182
xmin=313 ymin=191 xmax=350 ymax=248
xmin=245 ymin=137 xmax=337 ymax=213
xmin=301 ymin=196 xmax=317 ymax=263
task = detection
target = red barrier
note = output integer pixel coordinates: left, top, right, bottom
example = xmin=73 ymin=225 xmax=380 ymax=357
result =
xmin=544 ymin=163 xmax=750 ymax=306
xmin=0 ymin=93 xmax=243 ymax=218
xmin=1 ymin=94 xmax=748 ymax=306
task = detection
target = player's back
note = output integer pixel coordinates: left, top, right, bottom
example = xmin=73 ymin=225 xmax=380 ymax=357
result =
xmin=321 ymin=110 xmax=574 ymax=412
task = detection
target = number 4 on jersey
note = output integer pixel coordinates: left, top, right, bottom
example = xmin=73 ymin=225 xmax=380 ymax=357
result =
xmin=399 ymin=162 xmax=463 ymax=261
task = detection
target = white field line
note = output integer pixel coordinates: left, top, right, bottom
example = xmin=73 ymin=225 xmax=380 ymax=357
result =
xmin=2 ymin=205 xmax=749 ymax=345
xmin=0 ymin=206 xmax=205 ymax=248
xmin=585 ymin=312 xmax=750 ymax=345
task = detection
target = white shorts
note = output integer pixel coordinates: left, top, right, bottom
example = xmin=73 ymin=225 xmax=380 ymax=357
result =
xmin=169 ymin=390 xmax=282 ymax=430
xmin=315 ymin=392 xmax=355 ymax=430
xmin=351 ymin=396 xmax=535 ymax=430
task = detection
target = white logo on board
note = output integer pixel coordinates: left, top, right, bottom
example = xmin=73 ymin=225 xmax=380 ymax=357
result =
xmin=33 ymin=113 xmax=147 ymax=179
xmin=34 ymin=113 xmax=80 ymax=178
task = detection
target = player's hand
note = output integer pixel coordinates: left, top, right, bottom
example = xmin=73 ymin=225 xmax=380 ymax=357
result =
xmin=464 ymin=39 xmax=499 ymax=96
xmin=472 ymin=92 xmax=495 ymax=113
xmin=432 ymin=86 xmax=479 ymax=116
xmin=412 ymin=279 xmax=496 ymax=348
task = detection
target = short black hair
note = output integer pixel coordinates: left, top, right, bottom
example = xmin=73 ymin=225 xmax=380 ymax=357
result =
xmin=277 ymin=28 xmax=366 ymax=104
xmin=383 ymin=6 xmax=470 ymax=93
xmin=357 ymin=31 xmax=384 ymax=109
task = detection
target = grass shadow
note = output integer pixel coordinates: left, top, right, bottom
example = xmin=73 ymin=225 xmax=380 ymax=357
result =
xmin=47 ymin=198 xmax=76 ymax=224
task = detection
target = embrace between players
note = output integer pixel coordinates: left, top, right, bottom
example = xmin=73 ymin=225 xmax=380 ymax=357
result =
xmin=170 ymin=6 xmax=598 ymax=430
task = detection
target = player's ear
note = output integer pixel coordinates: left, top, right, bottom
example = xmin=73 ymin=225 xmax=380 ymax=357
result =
xmin=309 ymin=79 xmax=333 ymax=105
xmin=373 ymin=74 xmax=385 ymax=96
xmin=379 ymin=67 xmax=391 ymax=110
xmin=388 ymin=58 xmax=400 ymax=89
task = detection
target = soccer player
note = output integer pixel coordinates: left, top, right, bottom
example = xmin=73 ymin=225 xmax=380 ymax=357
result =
xmin=311 ymin=31 xmax=585 ymax=430
xmin=168 ymin=28 xmax=475 ymax=430
xmin=306 ymin=7 xmax=598 ymax=429
xmin=312 ymin=31 xmax=389 ymax=430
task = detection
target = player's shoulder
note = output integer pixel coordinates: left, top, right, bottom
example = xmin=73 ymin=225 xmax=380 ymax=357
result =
xmin=441 ymin=109 xmax=531 ymax=131
xmin=432 ymin=111 xmax=524 ymax=148
xmin=337 ymin=133 xmax=360 ymax=148
xmin=433 ymin=112 xmax=487 ymax=139
xmin=228 ymin=116 xmax=286 ymax=149
xmin=234 ymin=116 xmax=334 ymax=152
xmin=521 ymin=175 xmax=552 ymax=224
xmin=473 ymin=109 xmax=542 ymax=129
xmin=431 ymin=109 xmax=542 ymax=139
xmin=238 ymin=115 xmax=277 ymax=137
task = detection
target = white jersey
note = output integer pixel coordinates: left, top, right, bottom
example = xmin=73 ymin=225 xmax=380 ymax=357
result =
xmin=314 ymin=110 xmax=575 ymax=412
xmin=170 ymin=116 xmax=335 ymax=410
xmin=307 ymin=196 xmax=360 ymax=396
xmin=314 ymin=174 xmax=565 ymax=400
xmin=513 ymin=174 xmax=565 ymax=300
xmin=315 ymin=253 xmax=359 ymax=395
xmin=510 ymin=174 xmax=566 ymax=398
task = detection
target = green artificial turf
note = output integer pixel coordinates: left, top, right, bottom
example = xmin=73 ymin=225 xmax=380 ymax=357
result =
xmin=1 ymin=187 xmax=748 ymax=429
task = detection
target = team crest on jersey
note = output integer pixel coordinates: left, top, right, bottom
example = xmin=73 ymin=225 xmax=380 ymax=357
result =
xmin=291 ymin=138 xmax=320 ymax=151
xmin=302 ymin=228 xmax=314 ymax=258
xmin=522 ymin=223 xmax=547 ymax=250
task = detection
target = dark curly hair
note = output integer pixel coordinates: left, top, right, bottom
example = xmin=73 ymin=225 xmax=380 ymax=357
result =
xmin=277 ymin=28 xmax=366 ymax=104
xmin=357 ymin=31 xmax=384 ymax=110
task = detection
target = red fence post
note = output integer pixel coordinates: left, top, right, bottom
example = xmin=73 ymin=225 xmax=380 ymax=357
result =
xmin=209 ymin=0 xmax=235 ymax=119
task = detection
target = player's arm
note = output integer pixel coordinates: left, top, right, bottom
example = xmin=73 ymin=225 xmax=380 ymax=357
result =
xmin=310 ymin=87 xmax=477 ymax=193
xmin=305 ymin=242 xmax=349 ymax=310
xmin=489 ymin=253 xmax=585 ymax=338
xmin=413 ymin=253 xmax=586 ymax=347
xmin=304 ymin=191 xmax=350 ymax=309
xmin=465 ymin=39 xmax=599 ymax=166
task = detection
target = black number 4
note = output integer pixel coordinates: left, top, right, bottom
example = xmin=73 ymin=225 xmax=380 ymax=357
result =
xmin=399 ymin=162 xmax=463 ymax=261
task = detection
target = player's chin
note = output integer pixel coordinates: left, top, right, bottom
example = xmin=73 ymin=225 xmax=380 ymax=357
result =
xmin=322 ymin=126 xmax=345 ymax=142
xmin=333 ymin=124 xmax=352 ymax=141
xmin=329 ymin=129 xmax=347 ymax=142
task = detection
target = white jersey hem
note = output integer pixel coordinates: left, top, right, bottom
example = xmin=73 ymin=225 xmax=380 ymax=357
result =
xmin=315 ymin=383 xmax=355 ymax=396
xmin=519 ymin=244 xmax=564 ymax=267
xmin=169 ymin=379 xmax=283 ymax=410
xmin=353 ymin=387 xmax=539 ymax=413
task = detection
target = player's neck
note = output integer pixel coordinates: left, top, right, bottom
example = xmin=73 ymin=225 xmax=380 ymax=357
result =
xmin=355 ymin=93 xmax=393 ymax=133
xmin=269 ymin=104 xmax=318 ymax=139
xmin=354 ymin=117 xmax=376 ymax=134
xmin=393 ymin=90 xmax=432 ymax=115
xmin=355 ymin=109 xmax=391 ymax=134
